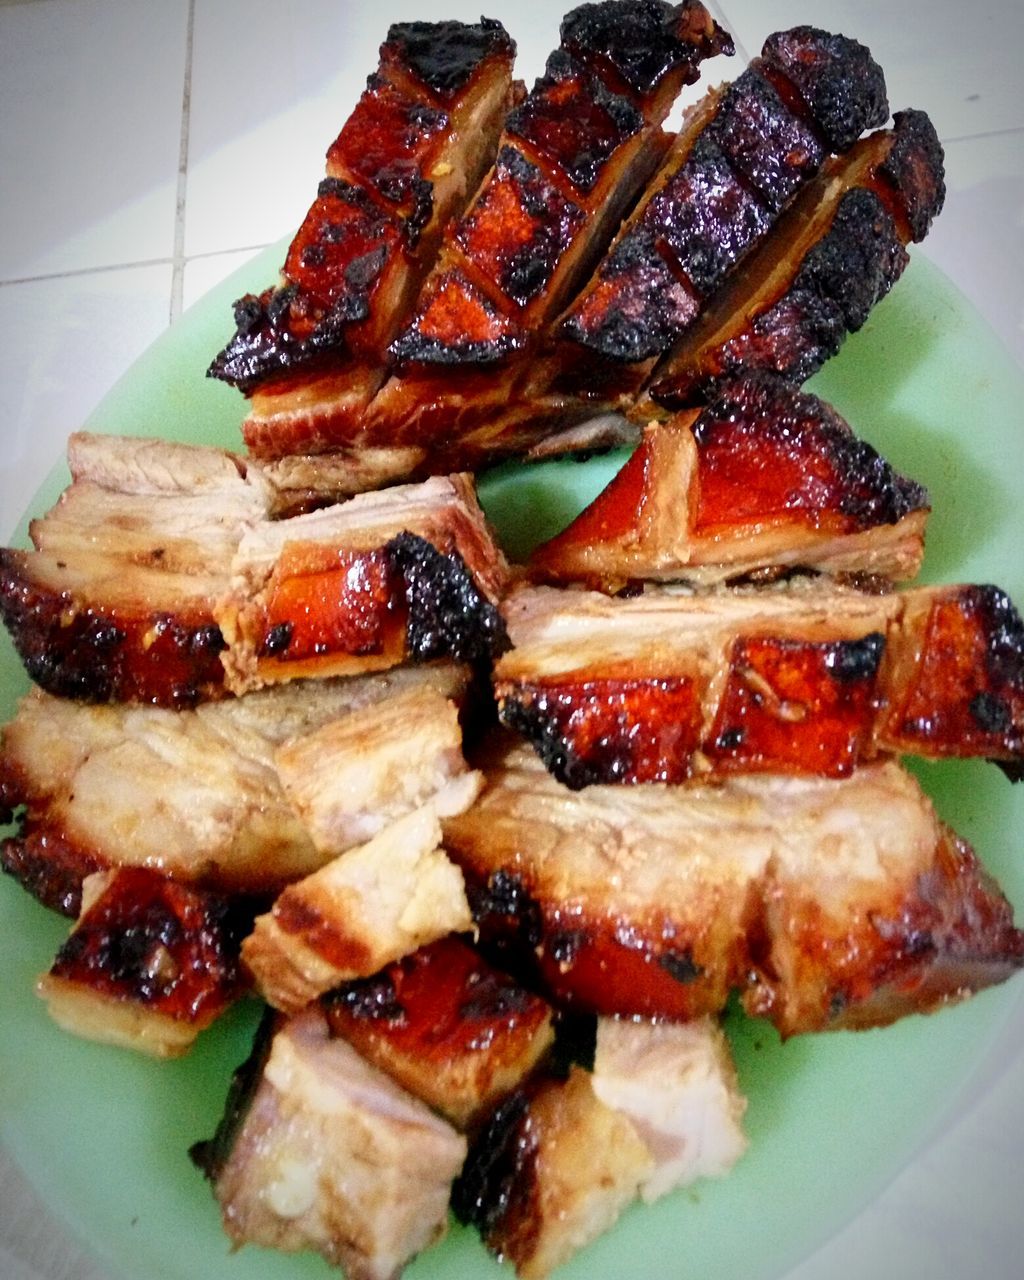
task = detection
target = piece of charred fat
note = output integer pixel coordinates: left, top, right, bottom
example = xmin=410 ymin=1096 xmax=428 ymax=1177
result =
xmin=192 ymin=1006 xmax=467 ymax=1280
xmin=530 ymin=373 xmax=929 ymax=589
xmin=444 ymin=741 xmax=1024 ymax=1032
xmin=453 ymin=1065 xmax=654 ymax=1280
xmin=209 ymin=19 xmax=517 ymax=451
xmin=0 ymin=432 xmax=509 ymax=705
xmin=644 ymin=107 xmax=945 ymax=410
xmin=0 ymin=665 xmax=471 ymax=912
xmin=590 ymin=1016 xmax=747 ymax=1202
xmin=494 ymin=582 xmax=1024 ymax=787
xmin=322 ymin=935 xmax=555 ymax=1131
xmin=560 ymin=26 xmax=889 ymax=372
xmin=242 ymin=807 xmax=473 ymax=1016
xmin=36 ymin=868 xmax=251 ymax=1058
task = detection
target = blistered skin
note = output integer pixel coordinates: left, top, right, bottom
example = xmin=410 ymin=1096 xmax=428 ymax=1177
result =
xmin=444 ymin=745 xmax=1024 ymax=1030
xmin=530 ymin=374 xmax=929 ymax=588
xmin=0 ymin=550 xmax=228 ymax=707
xmin=493 ymin=583 xmax=1024 ymax=787
xmin=44 ymin=868 xmax=251 ymax=1027
xmin=647 ymin=109 xmax=945 ymax=410
xmin=208 ymin=17 xmax=516 ymax=395
xmin=322 ymin=936 xmax=555 ymax=1130
xmin=0 ymin=824 xmax=104 ymax=918
xmin=561 ymin=29 xmax=888 ymax=363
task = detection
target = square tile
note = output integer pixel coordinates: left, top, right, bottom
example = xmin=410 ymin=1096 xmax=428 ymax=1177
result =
xmin=0 ymin=265 xmax=173 ymax=540
xmin=0 ymin=0 xmax=190 ymax=281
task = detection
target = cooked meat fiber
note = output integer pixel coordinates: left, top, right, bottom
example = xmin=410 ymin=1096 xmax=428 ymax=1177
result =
xmin=0 ymin=432 xmax=509 ymax=705
xmin=494 ymin=581 xmax=1024 ymax=786
xmin=322 ymin=935 xmax=555 ymax=1131
xmin=242 ymin=807 xmax=474 ymax=1016
xmin=561 ymin=27 xmax=888 ymax=364
xmin=530 ymin=373 xmax=929 ymax=589
xmin=209 ymin=18 xmax=517 ymax=437
xmin=193 ymin=1007 xmax=467 ymax=1280
xmin=37 ymin=867 xmax=252 ymax=1058
xmin=453 ymin=1066 xmax=654 ymax=1279
xmin=444 ymin=741 xmax=1024 ymax=1032
xmin=646 ymin=108 xmax=945 ymax=410
xmin=0 ymin=664 xmax=472 ymax=911
xmin=591 ymin=1016 xmax=747 ymax=1202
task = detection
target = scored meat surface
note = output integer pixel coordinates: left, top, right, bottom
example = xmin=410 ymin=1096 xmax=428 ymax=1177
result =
xmin=443 ymin=740 xmax=1024 ymax=1032
xmin=495 ymin=581 xmax=1024 ymax=786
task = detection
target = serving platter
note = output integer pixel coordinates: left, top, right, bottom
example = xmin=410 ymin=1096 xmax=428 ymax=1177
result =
xmin=1 ymin=242 xmax=1022 ymax=1280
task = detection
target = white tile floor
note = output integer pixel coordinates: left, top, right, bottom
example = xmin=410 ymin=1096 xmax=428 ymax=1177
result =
xmin=1 ymin=1 xmax=1023 ymax=1278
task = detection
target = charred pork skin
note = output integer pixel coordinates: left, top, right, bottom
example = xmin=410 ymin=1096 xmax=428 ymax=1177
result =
xmin=530 ymin=373 xmax=930 ymax=589
xmin=241 ymin=808 xmax=474 ymax=1016
xmin=0 ymin=665 xmax=472 ymax=909
xmin=36 ymin=867 xmax=252 ymax=1058
xmin=0 ymin=433 xmax=269 ymax=707
xmin=220 ymin=473 xmax=509 ymax=695
xmin=561 ymin=27 xmax=888 ymax=368
xmin=209 ymin=19 xmax=517 ymax=451
xmin=274 ymin=1 xmax=732 ymax=461
xmin=645 ymin=107 xmax=945 ymax=410
xmin=0 ymin=434 xmax=509 ymax=704
xmin=322 ymin=935 xmax=555 ymax=1131
xmin=493 ymin=582 xmax=1024 ymax=786
xmin=443 ymin=741 xmax=1024 ymax=1031
xmin=192 ymin=1007 xmax=467 ymax=1280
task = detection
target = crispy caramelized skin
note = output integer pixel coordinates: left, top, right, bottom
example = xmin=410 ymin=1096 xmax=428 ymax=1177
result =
xmin=0 ymin=435 xmax=509 ymax=704
xmin=193 ymin=1007 xmax=467 ymax=1280
xmin=494 ymin=582 xmax=1024 ymax=786
xmin=646 ymin=108 xmax=945 ymax=409
xmin=443 ymin=741 xmax=1024 ymax=1031
xmin=209 ymin=20 xmax=516 ymax=407
xmin=0 ymin=665 xmax=472 ymax=906
xmin=37 ymin=868 xmax=252 ymax=1057
xmin=322 ymin=935 xmax=555 ymax=1130
xmin=530 ymin=373 xmax=930 ymax=588
xmin=242 ymin=808 xmax=474 ymax=1015
xmin=560 ymin=27 xmax=887 ymax=363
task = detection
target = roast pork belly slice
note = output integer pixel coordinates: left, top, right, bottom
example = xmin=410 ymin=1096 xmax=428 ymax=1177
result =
xmin=493 ymin=580 xmax=1024 ymax=786
xmin=322 ymin=935 xmax=555 ymax=1131
xmin=443 ymin=741 xmax=1024 ymax=1031
xmin=0 ymin=438 xmax=509 ymax=705
xmin=645 ymin=108 xmax=945 ymax=411
xmin=210 ymin=19 xmax=516 ymax=396
xmin=37 ymin=867 xmax=252 ymax=1058
xmin=0 ymin=664 xmax=472 ymax=910
xmin=453 ymin=1065 xmax=654 ymax=1280
xmin=219 ymin=473 xmax=509 ymax=695
xmin=242 ymin=807 xmax=473 ymax=1016
xmin=530 ymin=373 xmax=929 ymax=589
xmin=559 ymin=27 xmax=888 ymax=366
xmin=591 ymin=1015 xmax=747 ymax=1202
xmin=192 ymin=1006 xmax=467 ymax=1280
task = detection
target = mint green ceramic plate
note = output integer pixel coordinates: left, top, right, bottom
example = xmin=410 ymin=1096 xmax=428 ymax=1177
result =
xmin=1 ymin=247 xmax=1022 ymax=1280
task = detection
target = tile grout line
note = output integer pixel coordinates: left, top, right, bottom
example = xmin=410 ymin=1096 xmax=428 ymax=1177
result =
xmin=170 ymin=0 xmax=197 ymax=326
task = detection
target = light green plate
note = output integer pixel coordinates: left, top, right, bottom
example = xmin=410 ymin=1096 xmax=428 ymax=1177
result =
xmin=1 ymin=246 xmax=1023 ymax=1280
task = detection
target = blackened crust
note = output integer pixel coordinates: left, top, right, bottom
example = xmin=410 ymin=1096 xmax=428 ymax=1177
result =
xmin=386 ymin=531 xmax=510 ymax=665
xmin=760 ymin=26 xmax=889 ymax=152
xmin=880 ymin=108 xmax=946 ymax=242
xmin=383 ymin=17 xmax=515 ymax=98
xmin=560 ymin=0 xmax=734 ymax=97
xmin=451 ymin=1089 xmax=533 ymax=1235
xmin=0 ymin=550 xmax=227 ymax=707
xmin=1 ymin=826 xmax=105 ymax=918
